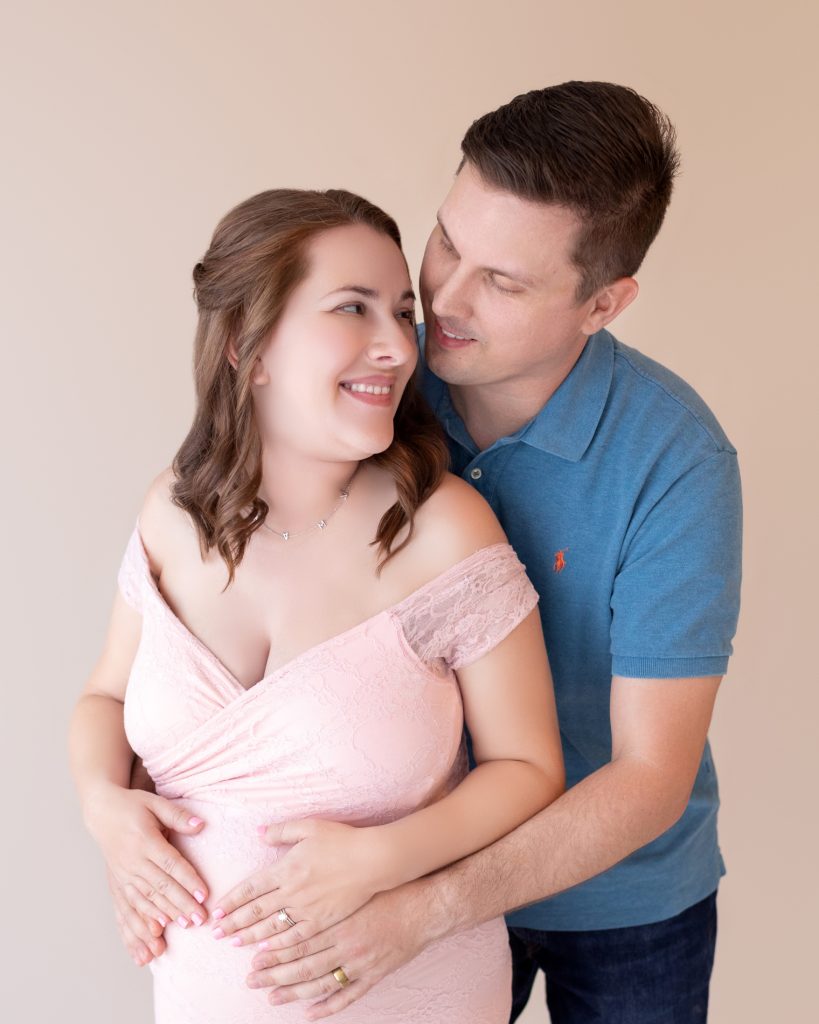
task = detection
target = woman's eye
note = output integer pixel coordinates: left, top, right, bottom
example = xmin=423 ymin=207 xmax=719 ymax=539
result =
xmin=338 ymin=302 xmax=365 ymax=315
xmin=397 ymin=309 xmax=416 ymax=322
xmin=439 ymin=234 xmax=456 ymax=255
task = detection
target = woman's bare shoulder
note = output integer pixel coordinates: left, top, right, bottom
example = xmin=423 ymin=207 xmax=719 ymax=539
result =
xmin=136 ymin=466 xmax=195 ymax=575
xmin=409 ymin=472 xmax=508 ymax=577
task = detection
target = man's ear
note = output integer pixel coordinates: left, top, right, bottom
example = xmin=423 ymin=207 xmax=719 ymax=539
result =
xmin=580 ymin=277 xmax=639 ymax=336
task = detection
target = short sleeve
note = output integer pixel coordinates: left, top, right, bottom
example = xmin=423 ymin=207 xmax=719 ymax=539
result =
xmin=117 ymin=523 xmax=146 ymax=614
xmin=610 ymin=450 xmax=742 ymax=678
xmin=397 ymin=544 xmax=539 ymax=671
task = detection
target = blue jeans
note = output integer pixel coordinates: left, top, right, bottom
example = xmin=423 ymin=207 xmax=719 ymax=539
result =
xmin=508 ymin=891 xmax=717 ymax=1023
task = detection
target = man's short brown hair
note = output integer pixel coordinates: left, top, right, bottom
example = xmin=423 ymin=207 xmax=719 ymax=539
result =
xmin=460 ymin=82 xmax=680 ymax=301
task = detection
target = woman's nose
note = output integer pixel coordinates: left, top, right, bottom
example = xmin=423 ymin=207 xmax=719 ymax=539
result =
xmin=368 ymin=319 xmax=416 ymax=365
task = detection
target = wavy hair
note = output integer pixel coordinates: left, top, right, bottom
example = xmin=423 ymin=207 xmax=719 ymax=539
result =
xmin=171 ymin=188 xmax=449 ymax=586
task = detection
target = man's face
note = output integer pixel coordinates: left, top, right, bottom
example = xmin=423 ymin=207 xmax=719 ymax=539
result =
xmin=419 ymin=162 xmax=594 ymax=390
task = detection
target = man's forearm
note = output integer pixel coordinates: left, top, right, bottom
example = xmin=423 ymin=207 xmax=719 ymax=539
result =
xmin=129 ymin=755 xmax=156 ymax=793
xmin=419 ymin=756 xmax=685 ymax=942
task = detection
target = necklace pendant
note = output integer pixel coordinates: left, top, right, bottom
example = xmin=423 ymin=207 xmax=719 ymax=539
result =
xmin=340 ymin=490 xmax=349 ymax=499
xmin=317 ymin=520 xmax=327 ymax=530
xmin=281 ymin=531 xmax=289 ymax=541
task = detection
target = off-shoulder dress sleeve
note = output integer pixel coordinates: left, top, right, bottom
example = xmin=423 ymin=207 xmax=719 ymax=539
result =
xmin=396 ymin=543 xmax=539 ymax=671
xmin=117 ymin=523 xmax=146 ymax=614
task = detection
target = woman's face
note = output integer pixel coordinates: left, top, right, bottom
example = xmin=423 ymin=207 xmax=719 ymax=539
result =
xmin=251 ymin=224 xmax=418 ymax=462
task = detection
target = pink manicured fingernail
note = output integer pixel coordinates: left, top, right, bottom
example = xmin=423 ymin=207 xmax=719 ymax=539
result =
xmin=189 ymin=816 xmax=203 ymax=826
xmin=177 ymin=916 xmax=189 ymax=928
xmin=194 ymin=889 xmax=206 ymax=904
xmin=212 ymin=907 xmax=225 ymax=920
xmin=157 ymin=915 xmax=169 ymax=928
xmin=257 ymin=940 xmax=269 ymax=950
xmin=231 ymin=936 xmax=243 ymax=947
xmin=212 ymin=927 xmax=225 ymax=940
xmin=191 ymin=913 xmax=204 ymax=927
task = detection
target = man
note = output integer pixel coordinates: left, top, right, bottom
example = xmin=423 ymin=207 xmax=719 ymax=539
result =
xmin=118 ymin=82 xmax=742 ymax=1022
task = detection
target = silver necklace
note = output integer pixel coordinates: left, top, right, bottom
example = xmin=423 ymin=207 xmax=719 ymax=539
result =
xmin=260 ymin=466 xmax=359 ymax=542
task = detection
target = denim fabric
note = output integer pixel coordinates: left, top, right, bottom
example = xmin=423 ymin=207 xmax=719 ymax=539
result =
xmin=508 ymin=891 xmax=717 ymax=1023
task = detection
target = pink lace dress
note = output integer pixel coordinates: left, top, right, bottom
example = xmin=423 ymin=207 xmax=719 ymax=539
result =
xmin=117 ymin=522 xmax=538 ymax=1023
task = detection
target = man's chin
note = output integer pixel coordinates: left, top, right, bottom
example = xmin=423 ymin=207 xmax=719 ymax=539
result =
xmin=426 ymin=349 xmax=478 ymax=388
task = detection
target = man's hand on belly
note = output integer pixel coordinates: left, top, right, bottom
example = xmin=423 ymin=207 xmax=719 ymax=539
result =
xmin=244 ymin=879 xmax=440 ymax=1016
xmin=108 ymin=869 xmax=167 ymax=966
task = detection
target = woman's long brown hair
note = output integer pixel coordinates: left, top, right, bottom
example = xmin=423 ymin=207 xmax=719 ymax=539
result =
xmin=171 ymin=188 xmax=449 ymax=586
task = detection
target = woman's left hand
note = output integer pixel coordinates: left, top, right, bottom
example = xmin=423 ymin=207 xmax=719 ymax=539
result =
xmin=210 ymin=819 xmax=387 ymax=948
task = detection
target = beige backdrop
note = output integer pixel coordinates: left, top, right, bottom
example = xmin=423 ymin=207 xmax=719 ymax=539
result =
xmin=2 ymin=1 xmax=816 ymax=1020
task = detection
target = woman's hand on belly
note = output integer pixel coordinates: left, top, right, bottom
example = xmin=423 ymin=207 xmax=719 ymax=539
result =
xmin=210 ymin=819 xmax=388 ymax=950
xmin=86 ymin=783 xmax=211 ymax=931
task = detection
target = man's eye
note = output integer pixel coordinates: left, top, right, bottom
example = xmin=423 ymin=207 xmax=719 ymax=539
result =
xmin=439 ymin=234 xmax=456 ymax=255
xmin=338 ymin=302 xmax=365 ymax=314
xmin=489 ymin=276 xmax=520 ymax=296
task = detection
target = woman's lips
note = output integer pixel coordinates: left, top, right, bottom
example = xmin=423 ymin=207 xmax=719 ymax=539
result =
xmin=339 ymin=384 xmax=393 ymax=407
xmin=433 ymin=319 xmax=476 ymax=350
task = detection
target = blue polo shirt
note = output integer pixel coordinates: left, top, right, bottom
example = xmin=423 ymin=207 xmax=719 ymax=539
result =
xmin=418 ymin=325 xmax=742 ymax=931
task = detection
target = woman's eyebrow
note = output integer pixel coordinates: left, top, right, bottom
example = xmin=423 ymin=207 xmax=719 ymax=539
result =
xmin=323 ymin=285 xmax=416 ymax=302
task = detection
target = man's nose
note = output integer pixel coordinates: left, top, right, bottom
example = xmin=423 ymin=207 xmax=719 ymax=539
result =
xmin=431 ymin=265 xmax=472 ymax=322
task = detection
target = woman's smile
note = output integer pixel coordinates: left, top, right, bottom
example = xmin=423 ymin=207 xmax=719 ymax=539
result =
xmin=339 ymin=374 xmax=396 ymax=407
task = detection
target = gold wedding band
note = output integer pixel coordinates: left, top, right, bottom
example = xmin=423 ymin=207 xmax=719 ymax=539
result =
xmin=276 ymin=908 xmax=296 ymax=927
xmin=333 ymin=966 xmax=351 ymax=988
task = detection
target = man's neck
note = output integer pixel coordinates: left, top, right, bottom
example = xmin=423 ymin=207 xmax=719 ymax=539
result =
xmin=448 ymin=341 xmax=587 ymax=452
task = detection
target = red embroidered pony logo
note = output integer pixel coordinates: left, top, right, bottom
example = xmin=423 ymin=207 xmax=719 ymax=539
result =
xmin=553 ymin=548 xmax=569 ymax=573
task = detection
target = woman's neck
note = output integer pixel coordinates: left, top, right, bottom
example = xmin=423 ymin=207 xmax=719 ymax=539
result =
xmin=256 ymin=447 xmax=361 ymax=534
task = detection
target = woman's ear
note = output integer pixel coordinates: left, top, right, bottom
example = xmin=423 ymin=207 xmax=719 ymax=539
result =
xmin=225 ymin=337 xmax=269 ymax=385
xmin=225 ymin=337 xmax=239 ymax=371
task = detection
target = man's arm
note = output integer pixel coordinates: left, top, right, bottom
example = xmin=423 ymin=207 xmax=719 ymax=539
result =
xmin=247 ymin=674 xmax=720 ymax=1015
xmin=423 ymin=674 xmax=721 ymax=928
xmin=130 ymin=754 xmax=156 ymax=794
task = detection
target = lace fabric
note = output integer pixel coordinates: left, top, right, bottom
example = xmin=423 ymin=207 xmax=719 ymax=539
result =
xmin=117 ymin=524 xmax=538 ymax=673
xmin=113 ymin=523 xmax=538 ymax=1022
xmin=394 ymin=542 xmax=539 ymax=670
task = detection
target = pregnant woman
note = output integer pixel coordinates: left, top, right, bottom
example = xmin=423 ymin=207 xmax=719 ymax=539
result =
xmin=70 ymin=188 xmax=564 ymax=1022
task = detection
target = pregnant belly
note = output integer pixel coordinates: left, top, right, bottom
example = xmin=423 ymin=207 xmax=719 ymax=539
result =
xmin=152 ymin=919 xmax=511 ymax=1024
xmin=168 ymin=799 xmax=284 ymax=898
xmin=153 ymin=902 xmax=510 ymax=1024
xmin=151 ymin=799 xmax=309 ymax=1021
xmin=150 ymin=786 xmax=510 ymax=1024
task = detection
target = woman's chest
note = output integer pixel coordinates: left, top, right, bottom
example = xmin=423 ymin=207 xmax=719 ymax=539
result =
xmin=155 ymin=533 xmax=415 ymax=691
xmin=124 ymin=606 xmax=464 ymax=812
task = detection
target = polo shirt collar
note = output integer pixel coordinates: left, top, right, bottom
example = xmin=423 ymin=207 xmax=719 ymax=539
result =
xmin=518 ymin=329 xmax=614 ymax=461
xmin=420 ymin=327 xmax=615 ymax=463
